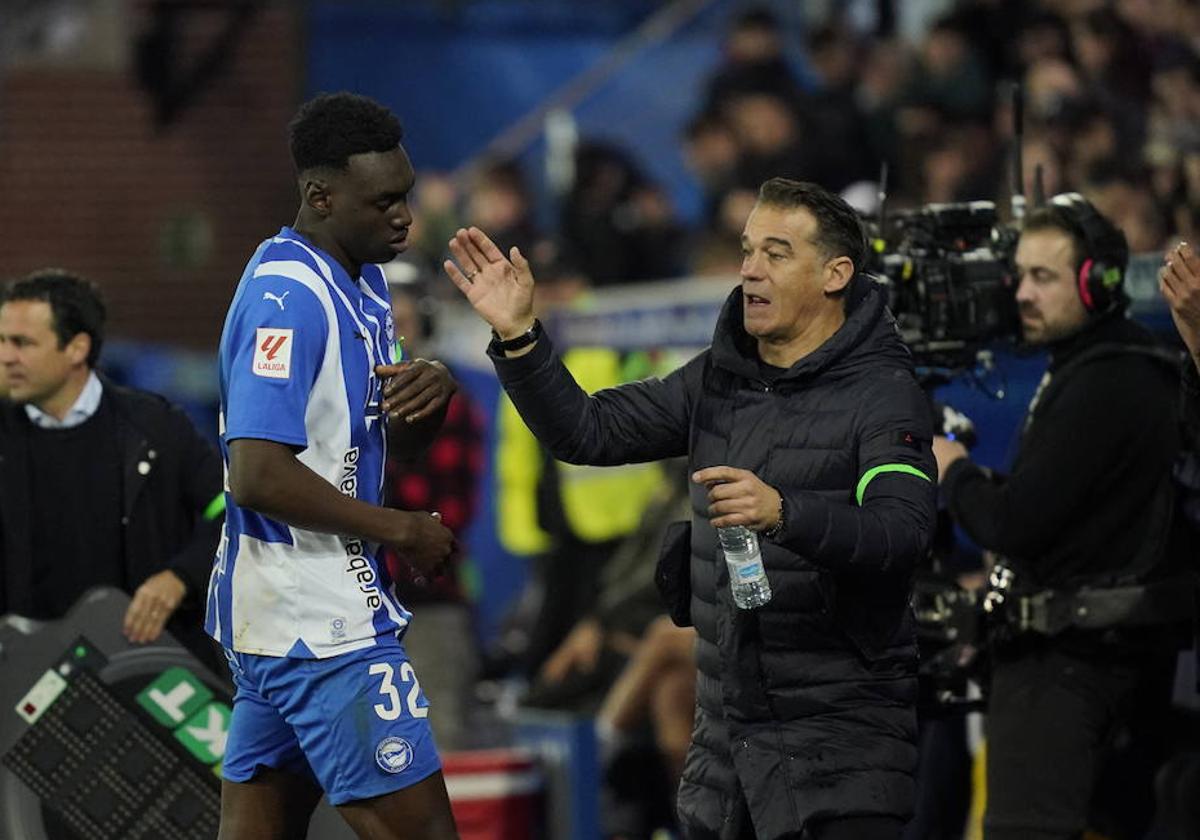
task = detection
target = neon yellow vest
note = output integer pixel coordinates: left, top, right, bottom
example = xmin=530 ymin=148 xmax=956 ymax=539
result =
xmin=496 ymin=348 xmax=665 ymax=555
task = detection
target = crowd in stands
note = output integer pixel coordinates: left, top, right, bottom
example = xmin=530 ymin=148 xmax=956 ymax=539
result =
xmin=394 ymin=0 xmax=1200 ymax=301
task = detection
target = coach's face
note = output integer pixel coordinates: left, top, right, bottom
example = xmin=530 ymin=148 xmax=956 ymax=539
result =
xmin=0 ymin=300 xmax=88 ymax=408
xmin=327 ymin=145 xmax=416 ymax=269
xmin=739 ymin=203 xmax=853 ymax=345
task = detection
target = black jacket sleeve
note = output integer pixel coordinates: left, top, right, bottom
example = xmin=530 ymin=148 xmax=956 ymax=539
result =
xmin=163 ymin=406 xmax=224 ymax=604
xmin=774 ymin=370 xmax=938 ymax=577
xmin=1183 ymin=360 xmax=1200 ymax=451
xmin=942 ymin=356 xmax=1173 ymax=561
xmin=491 ymin=335 xmax=698 ymax=466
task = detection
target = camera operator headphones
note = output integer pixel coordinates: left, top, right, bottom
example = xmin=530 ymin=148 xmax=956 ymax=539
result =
xmin=1046 ymin=192 xmax=1130 ymax=315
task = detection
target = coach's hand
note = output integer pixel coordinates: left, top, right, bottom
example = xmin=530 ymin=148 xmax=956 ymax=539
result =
xmin=443 ymin=226 xmax=536 ymax=340
xmin=376 ymin=359 xmax=456 ymax=424
xmin=693 ymin=466 xmax=783 ymax=531
xmin=389 ymin=510 xmax=456 ymax=581
xmin=124 ymin=569 xmax=186 ymax=644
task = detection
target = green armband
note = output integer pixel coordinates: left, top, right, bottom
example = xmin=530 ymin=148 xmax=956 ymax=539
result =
xmin=855 ymin=464 xmax=931 ymax=506
xmin=203 ymin=493 xmax=226 ymax=521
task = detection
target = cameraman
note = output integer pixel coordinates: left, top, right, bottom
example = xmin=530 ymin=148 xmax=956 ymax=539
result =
xmin=933 ymin=195 xmax=1188 ymax=840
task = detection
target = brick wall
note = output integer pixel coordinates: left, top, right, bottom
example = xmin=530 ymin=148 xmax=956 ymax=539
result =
xmin=0 ymin=3 xmax=301 ymax=350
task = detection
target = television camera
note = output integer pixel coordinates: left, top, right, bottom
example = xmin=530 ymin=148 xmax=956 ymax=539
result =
xmin=867 ymin=199 xmax=1021 ymax=381
xmin=865 ymin=197 xmax=1027 ymax=714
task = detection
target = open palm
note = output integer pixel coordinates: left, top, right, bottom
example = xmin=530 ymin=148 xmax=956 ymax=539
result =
xmin=443 ymin=226 xmax=536 ymax=336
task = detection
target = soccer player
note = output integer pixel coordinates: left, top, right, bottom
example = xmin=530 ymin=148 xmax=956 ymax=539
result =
xmin=206 ymin=93 xmax=459 ymax=840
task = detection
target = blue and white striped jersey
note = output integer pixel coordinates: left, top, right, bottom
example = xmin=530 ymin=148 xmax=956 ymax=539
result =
xmin=205 ymin=227 xmax=411 ymax=658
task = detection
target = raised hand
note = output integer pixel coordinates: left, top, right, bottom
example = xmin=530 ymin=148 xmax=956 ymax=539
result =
xmin=443 ymin=226 xmax=536 ymax=337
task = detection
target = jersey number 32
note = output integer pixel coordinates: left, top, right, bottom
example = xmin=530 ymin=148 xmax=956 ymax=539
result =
xmin=369 ymin=662 xmax=429 ymax=720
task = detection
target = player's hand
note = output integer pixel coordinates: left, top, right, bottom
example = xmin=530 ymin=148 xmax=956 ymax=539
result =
xmin=1161 ymin=241 xmax=1200 ymax=365
xmin=539 ymin=618 xmax=604 ymax=685
xmin=375 ymin=359 xmax=456 ymax=423
xmin=443 ymin=226 xmax=536 ymax=338
xmin=932 ymin=435 xmax=969 ymax=483
xmin=389 ymin=510 xmax=455 ymax=581
xmin=692 ymin=466 xmax=782 ymax=531
xmin=124 ymin=570 xmax=186 ymax=644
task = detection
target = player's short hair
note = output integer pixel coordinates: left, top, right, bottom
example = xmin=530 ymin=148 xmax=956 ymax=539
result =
xmin=288 ymin=92 xmax=404 ymax=173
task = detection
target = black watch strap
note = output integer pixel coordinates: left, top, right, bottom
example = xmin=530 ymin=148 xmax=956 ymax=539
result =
xmin=490 ymin=319 xmax=542 ymax=353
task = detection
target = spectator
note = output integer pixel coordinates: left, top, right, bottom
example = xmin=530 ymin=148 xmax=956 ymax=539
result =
xmin=465 ymin=159 xmax=541 ymax=263
xmin=800 ymin=23 xmax=875 ymax=192
xmin=903 ymin=17 xmax=993 ymax=123
xmin=704 ymin=5 xmax=802 ymax=115
xmin=725 ymin=91 xmax=813 ymax=188
xmin=530 ymin=459 xmax=690 ymax=713
xmin=559 ymin=142 xmax=685 ymax=284
xmin=682 ymin=111 xmax=739 ymax=228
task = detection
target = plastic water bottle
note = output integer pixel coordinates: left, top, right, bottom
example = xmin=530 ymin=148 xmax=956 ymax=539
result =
xmin=718 ymin=526 xmax=772 ymax=609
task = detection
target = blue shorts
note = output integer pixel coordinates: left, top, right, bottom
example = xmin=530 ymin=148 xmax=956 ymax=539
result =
xmin=221 ymin=638 xmax=441 ymax=805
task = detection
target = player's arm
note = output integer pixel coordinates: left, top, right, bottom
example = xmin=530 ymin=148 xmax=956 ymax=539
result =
xmin=375 ymin=359 xmax=456 ymax=461
xmin=222 ymin=273 xmax=452 ymax=572
xmin=228 ymin=439 xmax=451 ymax=573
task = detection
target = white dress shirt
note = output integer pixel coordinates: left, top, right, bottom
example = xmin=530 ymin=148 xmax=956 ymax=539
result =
xmin=24 ymin=371 xmax=103 ymax=430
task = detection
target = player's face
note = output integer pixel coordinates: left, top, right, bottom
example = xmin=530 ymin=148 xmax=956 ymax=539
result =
xmin=331 ymin=146 xmax=415 ymax=268
xmin=0 ymin=300 xmax=85 ymax=407
xmin=1014 ymin=228 xmax=1089 ymax=345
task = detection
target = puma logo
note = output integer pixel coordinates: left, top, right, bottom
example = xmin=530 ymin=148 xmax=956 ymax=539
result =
xmin=263 ymin=290 xmax=290 ymax=310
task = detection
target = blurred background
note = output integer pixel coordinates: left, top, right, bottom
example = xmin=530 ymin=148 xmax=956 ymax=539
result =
xmin=7 ymin=0 xmax=1199 ymax=640
xmin=2 ymin=1 xmax=1199 ymax=837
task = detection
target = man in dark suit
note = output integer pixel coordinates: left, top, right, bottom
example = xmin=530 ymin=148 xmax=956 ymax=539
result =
xmin=0 ymin=269 xmax=223 ymax=665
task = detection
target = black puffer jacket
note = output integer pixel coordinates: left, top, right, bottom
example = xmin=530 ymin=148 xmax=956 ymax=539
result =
xmin=1185 ymin=361 xmax=1200 ymax=451
xmin=494 ymin=278 xmax=937 ymax=839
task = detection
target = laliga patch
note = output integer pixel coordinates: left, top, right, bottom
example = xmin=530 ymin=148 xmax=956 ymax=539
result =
xmin=253 ymin=328 xmax=293 ymax=379
xmin=375 ymin=736 xmax=414 ymax=774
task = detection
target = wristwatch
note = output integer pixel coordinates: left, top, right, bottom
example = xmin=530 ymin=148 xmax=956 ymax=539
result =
xmin=489 ymin=319 xmax=542 ymax=354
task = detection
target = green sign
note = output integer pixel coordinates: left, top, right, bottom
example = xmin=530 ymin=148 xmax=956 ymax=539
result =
xmin=136 ymin=665 xmax=229 ymax=768
xmin=136 ymin=666 xmax=213 ymax=727
xmin=174 ymin=702 xmax=231 ymax=764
